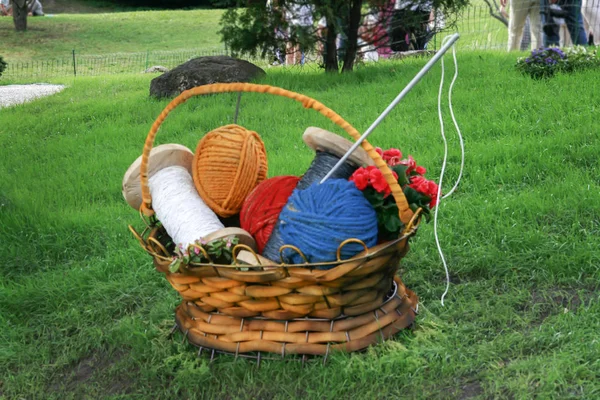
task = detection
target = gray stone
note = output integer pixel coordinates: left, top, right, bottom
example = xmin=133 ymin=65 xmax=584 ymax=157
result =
xmin=143 ymin=65 xmax=169 ymax=74
xmin=149 ymin=56 xmax=266 ymax=99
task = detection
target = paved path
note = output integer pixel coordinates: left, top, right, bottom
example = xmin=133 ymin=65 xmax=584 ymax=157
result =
xmin=0 ymin=84 xmax=65 ymax=108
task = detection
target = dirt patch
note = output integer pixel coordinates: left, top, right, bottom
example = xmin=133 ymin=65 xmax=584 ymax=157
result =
xmin=521 ymin=286 xmax=598 ymax=325
xmin=434 ymin=379 xmax=485 ymax=400
xmin=448 ymin=272 xmax=464 ymax=285
xmin=107 ymin=374 xmax=136 ymax=396
xmin=71 ymin=352 xmax=115 ymax=387
xmin=50 ymin=349 xmax=131 ymax=395
xmin=459 ymin=381 xmax=484 ymax=399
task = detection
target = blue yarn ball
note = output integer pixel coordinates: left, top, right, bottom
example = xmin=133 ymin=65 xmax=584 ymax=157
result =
xmin=278 ymin=179 xmax=378 ymax=267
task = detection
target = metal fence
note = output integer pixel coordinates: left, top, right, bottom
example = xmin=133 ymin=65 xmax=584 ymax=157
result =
xmin=447 ymin=5 xmax=508 ymax=51
xmin=2 ymin=47 xmax=232 ymax=79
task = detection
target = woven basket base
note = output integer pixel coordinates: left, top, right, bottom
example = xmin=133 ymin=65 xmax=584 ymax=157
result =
xmin=174 ymin=276 xmax=418 ymax=358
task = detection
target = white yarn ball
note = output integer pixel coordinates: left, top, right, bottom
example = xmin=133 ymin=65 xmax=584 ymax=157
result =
xmin=149 ymin=166 xmax=224 ymax=248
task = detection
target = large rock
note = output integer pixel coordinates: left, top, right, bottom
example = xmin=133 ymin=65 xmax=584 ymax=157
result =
xmin=149 ymin=56 xmax=266 ymax=99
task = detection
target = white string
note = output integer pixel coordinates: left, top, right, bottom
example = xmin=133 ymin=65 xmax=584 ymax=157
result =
xmin=434 ymin=35 xmax=460 ymax=306
xmin=442 ymin=44 xmax=464 ymax=200
xmin=149 ymin=166 xmax=224 ymax=249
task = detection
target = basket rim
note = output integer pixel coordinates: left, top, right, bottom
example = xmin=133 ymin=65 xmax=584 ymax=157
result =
xmin=130 ymin=219 xmax=419 ymax=270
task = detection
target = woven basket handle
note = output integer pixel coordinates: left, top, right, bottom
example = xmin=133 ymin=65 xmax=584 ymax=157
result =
xmin=140 ymin=83 xmax=414 ymax=226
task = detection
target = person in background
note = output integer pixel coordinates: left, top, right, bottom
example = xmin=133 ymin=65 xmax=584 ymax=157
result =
xmin=285 ymin=1 xmax=314 ymax=65
xmin=582 ymin=0 xmax=599 ymax=44
xmin=390 ymin=0 xmax=435 ymax=51
xmin=316 ymin=16 xmax=329 ymax=64
xmin=266 ymin=0 xmax=285 ymax=65
xmin=358 ymin=11 xmax=380 ymax=62
xmin=28 ymin=0 xmax=44 ymax=16
xmin=372 ymin=0 xmax=395 ymax=58
xmin=316 ymin=15 xmax=348 ymax=64
xmin=0 ymin=0 xmax=12 ymax=16
xmin=541 ymin=0 xmax=587 ymax=46
xmin=503 ymin=0 xmax=542 ymax=50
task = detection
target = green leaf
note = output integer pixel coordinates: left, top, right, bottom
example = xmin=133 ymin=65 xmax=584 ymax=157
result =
xmin=403 ymin=187 xmax=431 ymax=208
xmin=174 ymin=246 xmax=183 ymax=257
xmin=381 ymin=199 xmax=399 ymax=210
xmin=384 ymin=215 xmax=401 ymax=233
xmin=363 ymin=188 xmax=385 ymax=208
xmin=391 ymin=165 xmax=410 ymax=186
xmin=169 ymin=258 xmax=182 ymax=273
xmin=190 ymin=253 xmax=205 ymax=263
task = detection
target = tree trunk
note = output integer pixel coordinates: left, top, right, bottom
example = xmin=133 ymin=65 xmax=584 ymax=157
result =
xmin=13 ymin=0 xmax=28 ymax=32
xmin=482 ymin=0 xmax=508 ymax=26
xmin=341 ymin=0 xmax=362 ymax=72
xmin=324 ymin=18 xmax=338 ymax=72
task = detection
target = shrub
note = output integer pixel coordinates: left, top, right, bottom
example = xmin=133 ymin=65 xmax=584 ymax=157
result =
xmin=516 ymin=46 xmax=600 ymax=79
xmin=0 ymin=56 xmax=6 ymax=78
xmin=561 ymin=45 xmax=600 ymax=72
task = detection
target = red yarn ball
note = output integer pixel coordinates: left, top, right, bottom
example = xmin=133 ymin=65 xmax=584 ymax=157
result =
xmin=240 ymin=175 xmax=300 ymax=253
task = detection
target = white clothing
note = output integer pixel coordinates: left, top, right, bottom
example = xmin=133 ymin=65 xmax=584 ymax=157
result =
xmin=358 ymin=14 xmax=379 ymax=62
xmin=28 ymin=0 xmax=43 ymax=15
xmin=429 ymin=8 xmax=445 ymax=30
xmin=582 ymin=0 xmax=600 ymax=42
xmin=317 ymin=16 xmax=326 ymax=28
xmin=287 ymin=3 xmax=314 ymax=26
xmin=1 ymin=0 xmax=11 ymax=10
xmin=507 ymin=0 xmax=541 ymax=51
xmin=316 ymin=17 xmax=344 ymax=52
xmin=358 ymin=39 xmax=379 ymax=62
xmin=395 ymin=0 xmax=433 ymax=11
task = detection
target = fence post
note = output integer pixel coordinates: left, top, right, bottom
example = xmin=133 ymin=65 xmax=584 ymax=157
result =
xmin=72 ymin=49 xmax=77 ymax=77
xmin=145 ymin=50 xmax=149 ymax=70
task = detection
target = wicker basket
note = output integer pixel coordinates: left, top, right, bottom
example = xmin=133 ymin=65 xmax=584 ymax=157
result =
xmin=129 ymin=83 xmax=421 ymax=357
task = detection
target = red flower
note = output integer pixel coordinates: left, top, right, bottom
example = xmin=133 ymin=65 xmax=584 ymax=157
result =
xmin=375 ymin=147 xmax=383 ymax=157
xmin=349 ymin=166 xmax=398 ymax=198
xmin=400 ymin=155 xmax=427 ymax=176
xmin=382 ymin=148 xmax=402 ymax=166
xmin=387 ymin=156 xmax=402 ymax=166
xmin=399 ymin=155 xmax=417 ymax=174
xmin=349 ymin=168 xmax=369 ymax=190
xmin=368 ymin=166 xmax=397 ymax=197
xmin=409 ymin=176 xmax=440 ymax=208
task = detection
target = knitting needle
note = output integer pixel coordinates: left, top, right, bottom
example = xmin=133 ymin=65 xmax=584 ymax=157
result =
xmin=320 ymin=33 xmax=460 ymax=183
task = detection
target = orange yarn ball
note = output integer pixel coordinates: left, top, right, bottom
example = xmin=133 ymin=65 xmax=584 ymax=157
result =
xmin=192 ymin=124 xmax=268 ymax=218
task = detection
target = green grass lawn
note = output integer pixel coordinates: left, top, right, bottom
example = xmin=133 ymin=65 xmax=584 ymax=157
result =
xmin=1 ymin=52 xmax=599 ymax=399
xmin=0 ymin=8 xmax=224 ymax=61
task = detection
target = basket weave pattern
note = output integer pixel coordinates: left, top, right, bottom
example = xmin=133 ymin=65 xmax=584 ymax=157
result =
xmin=176 ymin=277 xmax=418 ymax=356
xmin=145 ymin=227 xmax=412 ymax=320
xmin=131 ymin=83 xmax=421 ymax=355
